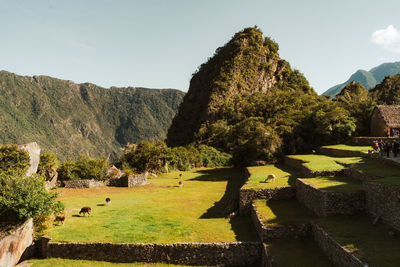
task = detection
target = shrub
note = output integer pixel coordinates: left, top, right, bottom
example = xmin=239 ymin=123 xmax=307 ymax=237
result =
xmin=118 ymin=142 xmax=231 ymax=173
xmin=0 ymin=172 xmax=64 ymax=222
xmin=38 ymin=152 xmax=58 ymax=181
xmin=58 ymin=155 xmax=110 ymax=181
xmin=0 ymin=144 xmax=30 ymax=175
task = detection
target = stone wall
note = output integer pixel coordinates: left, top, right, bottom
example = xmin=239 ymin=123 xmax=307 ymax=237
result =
xmin=251 ymin=203 xmax=310 ymax=241
xmin=63 ymin=179 xmax=105 ymax=188
xmin=283 ymin=156 xmax=340 ymax=178
xmin=311 ymin=223 xmax=366 ymax=267
xmin=0 ymin=219 xmax=34 ymax=267
xmin=120 ymin=173 xmax=148 ymax=187
xmin=18 ymin=142 xmax=40 ymax=177
xmin=296 ymin=179 xmax=365 ymax=217
xmin=364 ymin=181 xmax=400 ymax=231
xmin=342 ymin=168 xmax=381 ymax=181
xmin=239 ymin=187 xmax=295 ymax=215
xmin=46 ymin=241 xmax=262 ymax=266
xmin=317 ymin=147 xmax=366 ymax=158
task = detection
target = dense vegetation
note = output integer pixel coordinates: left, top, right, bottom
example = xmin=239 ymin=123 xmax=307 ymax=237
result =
xmin=58 ymin=155 xmax=110 ymax=181
xmin=0 ymin=145 xmax=63 ymax=227
xmin=0 ymin=71 xmax=184 ymax=161
xmin=167 ymin=27 xmax=357 ymax=165
xmin=370 ymin=74 xmax=400 ymax=104
xmin=333 ymin=82 xmax=376 ymax=136
xmin=118 ymin=141 xmax=231 ymax=173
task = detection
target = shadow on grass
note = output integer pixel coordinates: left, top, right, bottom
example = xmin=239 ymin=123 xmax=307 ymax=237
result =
xmin=197 ymin=167 xmax=247 ymax=218
xmin=274 ymin=164 xmax=302 ymax=187
xmin=196 ymin=167 xmax=259 ymax=241
xmin=97 ymin=204 xmax=105 ymax=206
xmin=265 ymin=199 xmax=315 ymax=225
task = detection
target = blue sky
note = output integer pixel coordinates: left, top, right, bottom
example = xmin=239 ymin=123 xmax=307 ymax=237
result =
xmin=0 ymin=0 xmax=399 ymax=94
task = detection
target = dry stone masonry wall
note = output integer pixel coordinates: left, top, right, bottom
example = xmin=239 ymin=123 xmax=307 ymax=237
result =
xmin=317 ymin=147 xmax=366 ymax=158
xmin=46 ymin=241 xmax=262 ymax=266
xmin=239 ymin=187 xmax=295 ymax=215
xmin=251 ymin=203 xmax=311 ymax=241
xmin=364 ymin=181 xmax=400 ymax=231
xmin=63 ymin=179 xmax=105 ymax=188
xmin=311 ymin=223 xmax=366 ymax=267
xmin=296 ymin=179 xmax=365 ymax=217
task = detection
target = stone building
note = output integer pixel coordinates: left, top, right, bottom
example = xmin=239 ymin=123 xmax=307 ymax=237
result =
xmin=371 ymin=105 xmax=400 ymax=137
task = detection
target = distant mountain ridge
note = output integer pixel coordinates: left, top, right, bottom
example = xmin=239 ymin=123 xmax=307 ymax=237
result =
xmin=0 ymin=71 xmax=185 ymax=160
xmin=322 ymin=62 xmax=400 ymax=96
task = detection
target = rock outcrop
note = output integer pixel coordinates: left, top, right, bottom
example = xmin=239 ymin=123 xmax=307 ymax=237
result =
xmin=0 ymin=219 xmax=34 ymax=267
xmin=18 ymin=142 xmax=40 ymax=176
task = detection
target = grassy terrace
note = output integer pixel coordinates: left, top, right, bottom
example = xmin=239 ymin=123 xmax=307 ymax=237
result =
xmin=352 ymin=158 xmax=400 ymax=178
xmin=253 ymin=199 xmax=314 ymax=227
xmin=49 ymin=168 xmax=258 ymax=243
xmin=265 ymin=238 xmax=333 ymax=267
xmin=287 ymin=154 xmax=362 ymax=172
xmin=243 ymin=165 xmax=300 ymax=190
xmin=300 ymin=176 xmax=363 ymax=192
xmin=321 ymin=144 xmax=370 ymax=153
xmin=316 ymin=215 xmax=400 ymax=266
xmin=29 ymin=259 xmax=185 ymax=267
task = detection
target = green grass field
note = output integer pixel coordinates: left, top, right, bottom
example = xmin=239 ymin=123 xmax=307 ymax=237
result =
xmin=321 ymin=144 xmax=370 ymax=153
xmin=253 ymin=199 xmax=314 ymax=227
xmin=48 ymin=168 xmax=258 ymax=243
xmin=29 ymin=258 xmax=185 ymax=267
xmin=265 ymin=238 xmax=333 ymax=267
xmin=243 ymin=165 xmax=300 ymax=190
xmin=316 ymin=215 xmax=400 ymax=266
xmin=287 ymin=155 xmax=362 ymax=172
xmin=299 ymin=176 xmax=363 ymax=192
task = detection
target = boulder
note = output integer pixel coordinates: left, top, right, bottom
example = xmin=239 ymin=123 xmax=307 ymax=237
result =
xmin=18 ymin=142 xmax=40 ymax=176
xmin=0 ymin=219 xmax=34 ymax=267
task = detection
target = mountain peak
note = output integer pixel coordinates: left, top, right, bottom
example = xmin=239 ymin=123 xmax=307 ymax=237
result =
xmin=322 ymin=61 xmax=400 ymax=97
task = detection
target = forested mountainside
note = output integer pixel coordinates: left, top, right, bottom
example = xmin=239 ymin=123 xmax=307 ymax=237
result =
xmin=167 ymin=27 xmax=357 ymax=165
xmin=0 ymin=71 xmax=184 ymax=160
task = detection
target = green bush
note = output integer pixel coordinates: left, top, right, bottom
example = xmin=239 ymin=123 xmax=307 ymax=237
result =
xmin=38 ymin=152 xmax=58 ymax=181
xmin=118 ymin=142 xmax=231 ymax=173
xmin=0 ymin=144 xmax=30 ymax=175
xmin=198 ymin=145 xmax=231 ymax=167
xmin=58 ymin=155 xmax=110 ymax=181
xmin=0 ymin=172 xmax=64 ymax=222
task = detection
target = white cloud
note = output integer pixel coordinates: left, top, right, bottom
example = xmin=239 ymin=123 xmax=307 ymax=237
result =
xmin=371 ymin=25 xmax=400 ymax=53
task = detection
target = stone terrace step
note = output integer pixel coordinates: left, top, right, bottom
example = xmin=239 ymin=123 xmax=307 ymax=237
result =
xmin=251 ymin=199 xmax=314 ymax=241
xmin=239 ymin=165 xmax=299 ymax=214
xmin=284 ymin=154 xmax=362 ymax=177
xmin=318 ymin=144 xmax=370 ymax=158
xmin=296 ymin=176 xmax=365 ymax=217
xmin=263 ymin=238 xmax=333 ymax=267
xmin=314 ymin=214 xmax=400 ymax=267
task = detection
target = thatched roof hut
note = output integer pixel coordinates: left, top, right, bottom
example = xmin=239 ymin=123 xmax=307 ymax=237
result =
xmin=371 ymin=105 xmax=400 ymax=136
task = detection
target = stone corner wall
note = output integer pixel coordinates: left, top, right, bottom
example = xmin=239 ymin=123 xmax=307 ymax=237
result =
xmin=296 ymin=179 xmax=365 ymax=217
xmin=239 ymin=187 xmax=295 ymax=215
xmin=120 ymin=173 xmax=148 ymax=187
xmin=364 ymin=181 xmax=400 ymax=231
xmin=250 ymin=202 xmax=310 ymax=242
xmin=0 ymin=219 xmax=34 ymax=267
xmin=46 ymin=241 xmax=262 ymax=266
xmin=311 ymin=223 xmax=366 ymax=267
xmin=63 ymin=179 xmax=105 ymax=188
